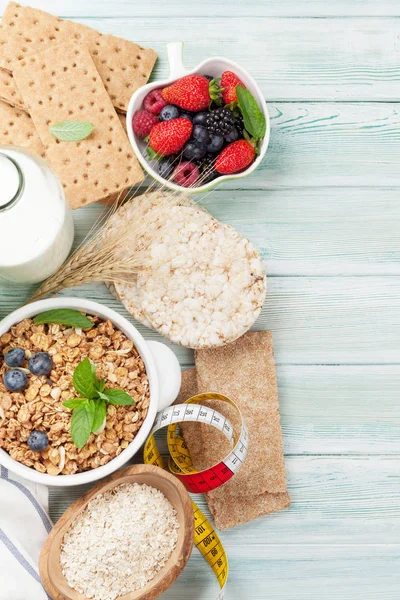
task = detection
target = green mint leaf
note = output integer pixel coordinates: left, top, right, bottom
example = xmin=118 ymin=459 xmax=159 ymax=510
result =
xmin=63 ymin=398 xmax=86 ymax=410
xmin=101 ymin=388 xmax=135 ymax=406
xmin=236 ymin=85 xmax=266 ymax=140
xmin=70 ymin=400 xmax=95 ymax=449
xmin=94 ymin=377 xmax=106 ymax=394
xmin=92 ymin=399 xmax=107 ymax=433
xmin=49 ymin=121 xmax=94 ymax=142
xmin=73 ymin=358 xmax=98 ymax=399
xmin=33 ymin=309 xmax=94 ymax=329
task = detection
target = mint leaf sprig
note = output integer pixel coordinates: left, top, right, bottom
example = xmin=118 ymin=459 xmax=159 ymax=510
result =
xmin=34 ymin=309 xmax=94 ymax=329
xmin=49 ymin=121 xmax=94 ymax=142
xmin=236 ymin=85 xmax=266 ymax=140
xmin=63 ymin=358 xmax=135 ymax=449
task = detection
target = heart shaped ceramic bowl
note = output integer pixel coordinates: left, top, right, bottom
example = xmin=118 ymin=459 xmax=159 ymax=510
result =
xmin=126 ymin=41 xmax=270 ymax=193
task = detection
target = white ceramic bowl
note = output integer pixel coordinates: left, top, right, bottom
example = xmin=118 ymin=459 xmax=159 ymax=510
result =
xmin=126 ymin=41 xmax=270 ymax=193
xmin=0 ymin=298 xmax=181 ymax=487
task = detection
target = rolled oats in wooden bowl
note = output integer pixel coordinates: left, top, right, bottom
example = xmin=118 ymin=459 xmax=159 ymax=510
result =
xmin=0 ymin=298 xmax=181 ymax=486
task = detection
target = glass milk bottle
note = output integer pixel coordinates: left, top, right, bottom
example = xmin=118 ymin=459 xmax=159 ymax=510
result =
xmin=0 ymin=146 xmax=74 ymax=285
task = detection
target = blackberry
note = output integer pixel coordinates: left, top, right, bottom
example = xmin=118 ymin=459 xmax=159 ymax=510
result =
xmin=235 ymin=113 xmax=245 ymax=135
xmin=206 ymin=107 xmax=236 ymax=136
xmin=199 ymin=154 xmax=218 ymax=184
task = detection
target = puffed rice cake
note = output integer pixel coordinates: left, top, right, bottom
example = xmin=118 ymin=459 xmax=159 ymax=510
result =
xmin=108 ymin=192 xmax=266 ymax=349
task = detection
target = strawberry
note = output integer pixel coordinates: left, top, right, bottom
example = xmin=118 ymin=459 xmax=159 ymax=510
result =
xmin=161 ymin=74 xmax=222 ymax=112
xmin=221 ymin=71 xmax=246 ymax=105
xmin=215 ymin=140 xmax=255 ymax=174
xmin=149 ymin=118 xmax=193 ymax=156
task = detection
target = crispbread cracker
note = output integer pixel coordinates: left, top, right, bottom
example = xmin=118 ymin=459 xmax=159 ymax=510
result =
xmin=0 ymin=2 xmax=157 ymax=113
xmin=177 ymin=333 xmax=290 ymax=530
xmin=0 ymin=99 xmax=44 ymax=156
xmin=13 ymin=42 xmax=143 ymax=209
xmin=0 ymin=70 xmax=26 ymax=111
xmin=207 ymin=490 xmax=290 ymax=530
xmin=195 ymin=332 xmax=288 ymax=496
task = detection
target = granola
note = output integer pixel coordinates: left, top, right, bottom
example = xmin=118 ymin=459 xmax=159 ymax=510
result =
xmin=0 ymin=315 xmax=149 ymax=475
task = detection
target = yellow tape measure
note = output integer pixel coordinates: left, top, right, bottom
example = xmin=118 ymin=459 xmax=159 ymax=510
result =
xmin=144 ymin=393 xmax=249 ymax=598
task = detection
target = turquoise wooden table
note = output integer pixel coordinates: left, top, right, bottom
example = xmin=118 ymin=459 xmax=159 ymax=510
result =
xmin=1 ymin=1 xmax=400 ymax=598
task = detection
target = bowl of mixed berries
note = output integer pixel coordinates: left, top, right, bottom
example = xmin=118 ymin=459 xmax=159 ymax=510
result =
xmin=126 ymin=42 xmax=269 ymax=192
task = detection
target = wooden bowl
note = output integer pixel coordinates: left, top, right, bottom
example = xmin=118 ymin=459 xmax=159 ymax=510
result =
xmin=39 ymin=464 xmax=194 ymax=600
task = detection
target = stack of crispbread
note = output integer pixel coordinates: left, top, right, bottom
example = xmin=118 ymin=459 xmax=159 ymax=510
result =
xmin=0 ymin=2 xmax=157 ymax=208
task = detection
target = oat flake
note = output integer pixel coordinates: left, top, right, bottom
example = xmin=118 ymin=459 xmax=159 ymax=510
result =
xmin=60 ymin=482 xmax=179 ymax=600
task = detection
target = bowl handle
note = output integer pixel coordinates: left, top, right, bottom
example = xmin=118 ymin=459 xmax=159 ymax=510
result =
xmin=167 ymin=41 xmax=187 ymax=80
xmin=146 ymin=340 xmax=182 ymax=410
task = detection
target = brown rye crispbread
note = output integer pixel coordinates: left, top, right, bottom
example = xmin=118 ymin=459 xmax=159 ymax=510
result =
xmin=13 ymin=42 xmax=143 ymax=209
xmin=176 ymin=333 xmax=290 ymax=530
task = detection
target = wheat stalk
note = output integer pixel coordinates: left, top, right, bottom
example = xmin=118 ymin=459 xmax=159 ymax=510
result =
xmin=30 ymin=188 xmax=194 ymax=301
xmin=29 ymin=127 xmax=225 ymax=303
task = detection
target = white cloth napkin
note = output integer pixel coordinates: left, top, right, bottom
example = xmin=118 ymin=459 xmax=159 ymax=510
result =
xmin=0 ymin=465 xmax=51 ymax=600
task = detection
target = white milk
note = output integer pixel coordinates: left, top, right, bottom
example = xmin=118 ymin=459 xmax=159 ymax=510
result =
xmin=0 ymin=146 xmax=74 ymax=285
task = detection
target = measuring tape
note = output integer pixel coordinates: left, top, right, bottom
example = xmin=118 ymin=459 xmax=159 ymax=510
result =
xmin=144 ymin=393 xmax=249 ymax=598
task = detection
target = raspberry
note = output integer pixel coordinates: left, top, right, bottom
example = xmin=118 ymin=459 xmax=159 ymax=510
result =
xmin=132 ymin=110 xmax=159 ymax=138
xmin=172 ymin=161 xmax=199 ymax=187
xmin=143 ymin=89 xmax=168 ymax=115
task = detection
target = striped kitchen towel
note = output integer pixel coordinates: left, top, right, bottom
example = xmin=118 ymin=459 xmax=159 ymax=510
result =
xmin=0 ymin=466 xmax=51 ymax=600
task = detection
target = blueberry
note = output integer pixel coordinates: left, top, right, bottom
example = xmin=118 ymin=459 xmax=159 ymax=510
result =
xmin=183 ymin=140 xmax=206 ymax=161
xmin=180 ymin=112 xmax=193 ymax=121
xmin=27 ymin=430 xmax=49 ymax=452
xmin=206 ymin=133 xmax=224 ymax=154
xmin=158 ymin=156 xmax=177 ymax=179
xmin=159 ymin=105 xmax=180 ymax=121
xmin=28 ymin=352 xmax=52 ymax=376
xmin=192 ymin=112 xmax=209 ymax=126
xmin=224 ymin=127 xmax=239 ymax=144
xmin=193 ymin=125 xmax=210 ymax=145
xmin=4 ymin=369 xmax=27 ymax=392
xmin=4 ymin=347 xmax=26 ymax=368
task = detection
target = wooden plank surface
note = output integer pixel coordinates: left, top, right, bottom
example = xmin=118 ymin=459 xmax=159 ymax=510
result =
xmin=49 ymin=18 xmax=400 ymax=101
xmin=50 ymin=456 xmax=400 ymax=541
xmin=2 ymin=0 xmax=400 ymax=18
xmin=3 ymin=277 xmax=400 ymax=365
xmin=70 ymin=188 xmax=400 ymax=276
xmin=279 ymin=366 xmax=400 ymax=454
xmin=159 ymin=545 xmax=400 ymax=600
xmin=1 ymin=9 xmax=400 ymax=99
xmin=116 ymin=104 xmax=400 ymax=188
xmin=0 ymin=1 xmax=399 ymax=598
xmin=260 ymin=103 xmax=400 ymax=188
